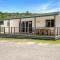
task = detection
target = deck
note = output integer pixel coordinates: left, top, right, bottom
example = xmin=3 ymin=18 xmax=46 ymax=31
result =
xmin=0 ymin=33 xmax=59 ymax=39
xmin=0 ymin=27 xmax=60 ymax=39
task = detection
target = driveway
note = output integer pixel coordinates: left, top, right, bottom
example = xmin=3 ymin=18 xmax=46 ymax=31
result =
xmin=0 ymin=42 xmax=60 ymax=60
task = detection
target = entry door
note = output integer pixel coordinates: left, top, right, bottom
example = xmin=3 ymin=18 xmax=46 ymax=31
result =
xmin=21 ymin=21 xmax=32 ymax=33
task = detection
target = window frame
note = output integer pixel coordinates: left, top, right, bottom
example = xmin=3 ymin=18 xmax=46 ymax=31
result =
xmin=0 ymin=21 xmax=4 ymax=25
xmin=46 ymin=19 xmax=55 ymax=27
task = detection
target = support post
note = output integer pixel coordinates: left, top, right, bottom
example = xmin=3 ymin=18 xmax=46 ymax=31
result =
xmin=19 ymin=18 xmax=21 ymax=33
xmin=34 ymin=17 xmax=36 ymax=35
xmin=14 ymin=27 xmax=15 ymax=35
xmin=54 ymin=15 xmax=56 ymax=39
xmin=8 ymin=20 xmax=10 ymax=34
xmin=4 ymin=27 xmax=5 ymax=34
xmin=0 ymin=26 xmax=1 ymax=34
xmin=57 ymin=27 xmax=58 ymax=36
xmin=11 ymin=27 xmax=12 ymax=34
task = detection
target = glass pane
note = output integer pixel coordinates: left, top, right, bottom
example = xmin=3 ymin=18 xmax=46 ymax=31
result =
xmin=29 ymin=21 xmax=32 ymax=33
xmin=0 ymin=21 xmax=4 ymax=25
xmin=26 ymin=21 xmax=28 ymax=32
xmin=46 ymin=20 xmax=50 ymax=27
xmin=22 ymin=22 xmax=25 ymax=32
xmin=51 ymin=20 xmax=54 ymax=27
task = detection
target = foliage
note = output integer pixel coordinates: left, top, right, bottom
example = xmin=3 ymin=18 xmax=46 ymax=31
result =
xmin=0 ymin=11 xmax=35 ymax=19
xmin=0 ymin=38 xmax=60 ymax=44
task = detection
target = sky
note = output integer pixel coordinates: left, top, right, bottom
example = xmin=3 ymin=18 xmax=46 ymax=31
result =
xmin=0 ymin=0 xmax=60 ymax=13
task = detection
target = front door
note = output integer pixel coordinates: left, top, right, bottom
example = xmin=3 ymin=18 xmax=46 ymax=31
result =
xmin=21 ymin=21 xmax=32 ymax=33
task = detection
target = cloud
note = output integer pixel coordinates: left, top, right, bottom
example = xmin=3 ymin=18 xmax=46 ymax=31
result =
xmin=31 ymin=1 xmax=60 ymax=13
xmin=37 ymin=3 xmax=50 ymax=11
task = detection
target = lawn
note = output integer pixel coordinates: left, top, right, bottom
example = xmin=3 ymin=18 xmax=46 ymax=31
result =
xmin=0 ymin=38 xmax=60 ymax=44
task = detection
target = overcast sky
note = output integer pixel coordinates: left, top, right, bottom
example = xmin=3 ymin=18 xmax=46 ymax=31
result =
xmin=0 ymin=0 xmax=60 ymax=13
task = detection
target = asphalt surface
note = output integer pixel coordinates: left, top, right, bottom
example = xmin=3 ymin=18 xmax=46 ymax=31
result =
xmin=0 ymin=42 xmax=60 ymax=60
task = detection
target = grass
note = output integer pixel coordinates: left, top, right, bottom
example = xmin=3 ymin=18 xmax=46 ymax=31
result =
xmin=0 ymin=38 xmax=60 ymax=44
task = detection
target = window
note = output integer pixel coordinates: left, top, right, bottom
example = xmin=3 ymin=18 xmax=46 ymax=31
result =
xmin=46 ymin=19 xmax=55 ymax=27
xmin=0 ymin=21 xmax=3 ymax=25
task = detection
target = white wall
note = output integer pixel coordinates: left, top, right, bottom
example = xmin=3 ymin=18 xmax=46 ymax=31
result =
xmin=36 ymin=16 xmax=54 ymax=28
xmin=1 ymin=20 xmax=9 ymax=33
xmin=55 ymin=15 xmax=60 ymax=27
xmin=9 ymin=19 xmax=20 ymax=33
xmin=55 ymin=14 xmax=60 ymax=35
xmin=1 ymin=19 xmax=20 ymax=33
xmin=21 ymin=18 xmax=35 ymax=27
xmin=1 ymin=15 xmax=60 ymax=35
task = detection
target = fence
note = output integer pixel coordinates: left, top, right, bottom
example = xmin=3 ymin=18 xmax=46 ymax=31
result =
xmin=0 ymin=27 xmax=60 ymax=36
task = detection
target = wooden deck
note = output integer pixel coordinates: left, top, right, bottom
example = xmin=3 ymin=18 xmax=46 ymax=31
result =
xmin=0 ymin=27 xmax=59 ymax=39
xmin=0 ymin=33 xmax=58 ymax=39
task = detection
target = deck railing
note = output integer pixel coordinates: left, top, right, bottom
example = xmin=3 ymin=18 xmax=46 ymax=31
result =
xmin=0 ymin=27 xmax=60 ymax=36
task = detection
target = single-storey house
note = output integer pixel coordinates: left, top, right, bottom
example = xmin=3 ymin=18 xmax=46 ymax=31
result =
xmin=0 ymin=12 xmax=60 ymax=39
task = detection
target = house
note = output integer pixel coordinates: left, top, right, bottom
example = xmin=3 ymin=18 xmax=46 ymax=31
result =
xmin=0 ymin=12 xmax=60 ymax=39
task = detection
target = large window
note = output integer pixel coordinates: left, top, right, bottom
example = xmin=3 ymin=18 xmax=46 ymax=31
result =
xmin=46 ymin=19 xmax=55 ymax=27
xmin=0 ymin=21 xmax=4 ymax=25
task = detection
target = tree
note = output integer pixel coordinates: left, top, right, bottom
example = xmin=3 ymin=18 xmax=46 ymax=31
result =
xmin=25 ymin=11 xmax=29 ymax=15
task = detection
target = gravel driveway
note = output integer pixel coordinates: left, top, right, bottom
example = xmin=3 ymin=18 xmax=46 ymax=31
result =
xmin=0 ymin=42 xmax=60 ymax=60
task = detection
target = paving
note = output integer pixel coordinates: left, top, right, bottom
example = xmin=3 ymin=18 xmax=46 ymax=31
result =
xmin=0 ymin=42 xmax=60 ymax=60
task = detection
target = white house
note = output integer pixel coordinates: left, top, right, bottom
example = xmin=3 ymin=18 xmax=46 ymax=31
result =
xmin=0 ymin=12 xmax=60 ymax=39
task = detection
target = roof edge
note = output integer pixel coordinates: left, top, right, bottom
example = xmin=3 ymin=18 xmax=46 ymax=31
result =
xmin=0 ymin=11 xmax=59 ymax=20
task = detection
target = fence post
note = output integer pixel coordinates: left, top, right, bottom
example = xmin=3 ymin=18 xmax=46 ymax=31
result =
xmin=9 ymin=27 xmax=10 ymax=34
xmin=50 ymin=29 xmax=51 ymax=36
xmin=4 ymin=27 xmax=5 ymax=34
xmin=11 ymin=27 xmax=12 ymax=34
xmin=57 ymin=27 xmax=58 ymax=36
xmin=59 ymin=27 xmax=60 ymax=35
xmin=0 ymin=26 xmax=1 ymax=34
xmin=14 ymin=27 xmax=15 ymax=35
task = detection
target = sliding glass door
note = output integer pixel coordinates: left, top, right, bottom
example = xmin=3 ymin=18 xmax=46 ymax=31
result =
xmin=21 ymin=21 xmax=32 ymax=33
